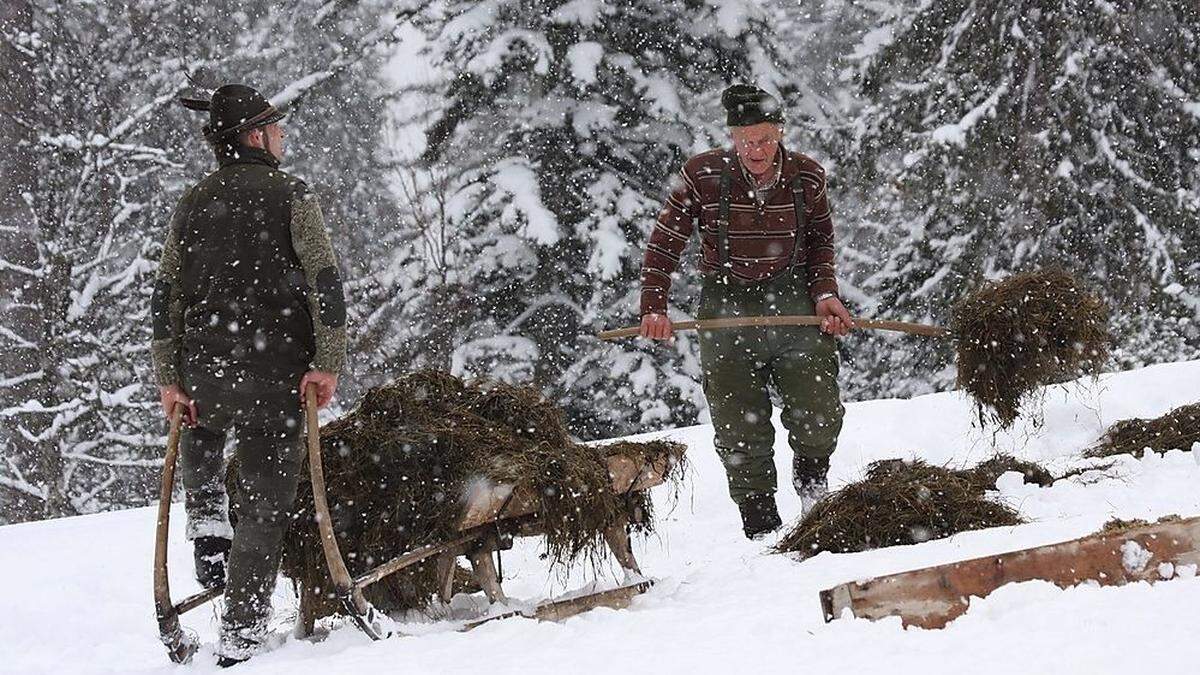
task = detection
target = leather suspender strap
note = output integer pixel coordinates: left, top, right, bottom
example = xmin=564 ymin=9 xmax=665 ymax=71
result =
xmin=717 ymin=157 xmax=734 ymax=268
xmin=789 ymin=173 xmax=807 ymax=268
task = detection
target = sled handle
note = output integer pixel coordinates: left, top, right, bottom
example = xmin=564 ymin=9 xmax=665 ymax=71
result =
xmin=152 ymin=404 xmax=199 ymax=663
xmin=305 ymin=384 xmax=394 ymax=640
xmin=597 ymin=314 xmax=949 ymax=340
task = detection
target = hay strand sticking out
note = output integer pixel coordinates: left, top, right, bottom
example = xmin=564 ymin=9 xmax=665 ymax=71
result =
xmin=774 ymin=458 xmax=1028 ymax=559
xmin=1086 ymin=403 xmax=1200 ymax=458
xmin=952 ymin=268 xmax=1110 ymax=428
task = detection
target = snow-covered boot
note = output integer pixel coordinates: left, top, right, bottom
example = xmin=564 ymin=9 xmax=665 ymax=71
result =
xmin=796 ymin=479 xmax=829 ymax=518
xmin=793 ymin=456 xmax=830 ymax=518
xmin=193 ymin=536 xmax=231 ymax=590
xmin=738 ymin=493 xmax=782 ymax=540
xmin=216 ymin=622 xmax=264 ymax=667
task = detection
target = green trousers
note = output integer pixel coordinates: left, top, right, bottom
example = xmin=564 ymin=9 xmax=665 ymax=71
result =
xmin=697 ymin=271 xmax=845 ymax=504
xmin=179 ymin=371 xmax=303 ymax=640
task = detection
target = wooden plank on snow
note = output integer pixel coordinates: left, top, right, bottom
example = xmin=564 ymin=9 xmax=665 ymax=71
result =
xmin=820 ymin=515 xmax=1200 ymax=629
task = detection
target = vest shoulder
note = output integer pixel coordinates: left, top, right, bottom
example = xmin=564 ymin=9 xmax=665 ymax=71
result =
xmin=194 ymin=163 xmax=307 ymax=196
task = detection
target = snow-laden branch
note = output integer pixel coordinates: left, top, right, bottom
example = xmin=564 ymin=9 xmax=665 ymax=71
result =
xmin=0 ymin=474 xmax=46 ymax=501
xmin=0 ymin=326 xmax=36 ymax=349
xmin=0 ymin=258 xmax=40 ymax=277
xmin=271 ymin=9 xmax=415 ymax=108
xmin=73 ymin=468 xmax=118 ymax=512
xmin=0 ymin=371 xmax=44 ymax=388
xmin=930 ymin=81 xmax=1009 ymax=147
xmin=63 ymin=453 xmax=163 ymax=469
xmin=1091 ymin=128 xmax=1169 ymax=197
xmin=102 ymin=85 xmax=188 ymax=146
xmin=0 ymin=400 xmax=81 ymax=419
xmin=502 ymin=292 xmax=585 ymax=334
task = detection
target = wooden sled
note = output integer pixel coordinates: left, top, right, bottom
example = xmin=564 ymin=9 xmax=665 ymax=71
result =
xmin=298 ymin=386 xmax=685 ymax=640
xmin=820 ymin=515 xmax=1200 ymax=629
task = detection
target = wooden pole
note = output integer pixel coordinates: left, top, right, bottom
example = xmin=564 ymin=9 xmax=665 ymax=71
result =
xmin=305 ymin=384 xmax=394 ymax=640
xmin=152 ymin=404 xmax=198 ymax=664
xmin=597 ymin=315 xmax=949 ymax=341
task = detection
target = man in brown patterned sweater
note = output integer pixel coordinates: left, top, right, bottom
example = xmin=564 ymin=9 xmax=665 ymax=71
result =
xmin=639 ymin=84 xmax=854 ymax=539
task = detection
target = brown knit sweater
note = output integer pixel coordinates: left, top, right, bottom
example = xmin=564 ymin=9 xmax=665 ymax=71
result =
xmin=640 ymin=146 xmax=838 ymax=316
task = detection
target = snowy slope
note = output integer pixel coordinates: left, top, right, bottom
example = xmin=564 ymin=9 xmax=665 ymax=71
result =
xmin=3 ymin=361 xmax=1200 ymax=675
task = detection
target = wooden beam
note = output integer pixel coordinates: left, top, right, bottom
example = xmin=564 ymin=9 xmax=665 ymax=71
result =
xmin=462 ymin=580 xmax=654 ymax=631
xmin=467 ymin=546 xmax=507 ymax=604
xmin=456 ymin=446 xmax=684 ymax=531
xmin=820 ymin=515 xmax=1200 ymax=629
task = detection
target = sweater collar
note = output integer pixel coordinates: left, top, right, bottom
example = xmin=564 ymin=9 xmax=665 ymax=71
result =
xmin=732 ymin=143 xmax=792 ymax=192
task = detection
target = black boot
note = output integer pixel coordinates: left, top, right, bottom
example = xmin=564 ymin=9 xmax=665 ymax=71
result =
xmin=793 ymin=456 xmax=831 ymax=516
xmin=217 ymin=655 xmax=248 ymax=669
xmin=193 ymin=536 xmax=231 ymax=590
xmin=738 ymin=493 xmax=782 ymax=540
xmin=792 ymin=455 xmax=830 ymax=494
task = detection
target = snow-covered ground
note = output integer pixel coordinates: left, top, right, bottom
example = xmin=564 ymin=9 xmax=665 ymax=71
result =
xmin=3 ymin=361 xmax=1200 ymax=675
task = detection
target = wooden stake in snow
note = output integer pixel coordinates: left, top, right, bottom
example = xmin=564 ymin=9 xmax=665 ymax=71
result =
xmin=820 ymin=515 xmax=1200 ymax=629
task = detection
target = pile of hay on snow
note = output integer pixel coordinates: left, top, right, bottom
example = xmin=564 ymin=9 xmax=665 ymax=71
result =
xmin=1086 ymin=403 xmax=1200 ymax=459
xmin=230 ymin=371 xmax=686 ymax=620
xmin=773 ymin=455 xmax=1051 ymax=559
xmin=951 ymin=268 xmax=1110 ymax=429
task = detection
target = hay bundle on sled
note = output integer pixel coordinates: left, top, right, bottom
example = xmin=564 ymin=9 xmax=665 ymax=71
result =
xmin=231 ymin=371 xmax=686 ymax=622
xmin=1086 ymin=403 xmax=1200 ymax=459
xmin=951 ymin=268 xmax=1111 ymax=428
xmin=773 ymin=455 xmax=1056 ymax=559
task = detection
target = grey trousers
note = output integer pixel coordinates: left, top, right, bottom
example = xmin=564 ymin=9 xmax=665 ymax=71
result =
xmin=179 ymin=371 xmax=304 ymax=638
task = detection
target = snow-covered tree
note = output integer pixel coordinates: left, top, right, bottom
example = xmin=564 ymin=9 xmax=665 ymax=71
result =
xmin=841 ymin=0 xmax=1200 ymax=399
xmin=388 ymin=0 xmax=796 ymax=439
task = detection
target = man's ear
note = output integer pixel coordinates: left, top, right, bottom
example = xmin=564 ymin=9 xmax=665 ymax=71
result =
xmin=246 ymin=128 xmax=263 ymax=148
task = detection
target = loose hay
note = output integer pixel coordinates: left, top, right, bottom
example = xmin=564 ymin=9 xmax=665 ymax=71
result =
xmin=962 ymin=454 xmax=1055 ymax=491
xmin=1086 ymin=403 xmax=1200 ymax=459
xmin=229 ymin=371 xmax=686 ymax=620
xmin=952 ymin=268 xmax=1110 ymax=429
xmin=774 ymin=457 xmax=1032 ymax=559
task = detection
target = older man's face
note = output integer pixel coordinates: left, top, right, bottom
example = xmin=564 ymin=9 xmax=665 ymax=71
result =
xmin=731 ymin=122 xmax=783 ymax=176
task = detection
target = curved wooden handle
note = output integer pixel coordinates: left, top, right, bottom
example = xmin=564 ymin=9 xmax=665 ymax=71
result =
xmin=153 ymin=404 xmax=184 ymax=617
xmin=597 ymin=315 xmax=949 ymax=340
xmin=153 ymin=404 xmax=198 ymax=662
xmin=305 ymin=385 xmax=388 ymax=636
xmin=306 ymin=385 xmax=354 ymax=591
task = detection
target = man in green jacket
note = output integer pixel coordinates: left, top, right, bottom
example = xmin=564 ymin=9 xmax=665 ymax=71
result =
xmin=639 ymin=84 xmax=853 ymax=539
xmin=151 ymin=84 xmax=346 ymax=667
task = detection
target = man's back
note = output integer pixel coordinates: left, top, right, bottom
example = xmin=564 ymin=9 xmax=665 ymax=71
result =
xmin=173 ymin=147 xmax=315 ymax=383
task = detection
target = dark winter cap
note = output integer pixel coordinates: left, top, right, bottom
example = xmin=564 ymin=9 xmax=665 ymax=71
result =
xmin=722 ymin=84 xmax=784 ymax=127
xmin=178 ymin=84 xmax=285 ymax=143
